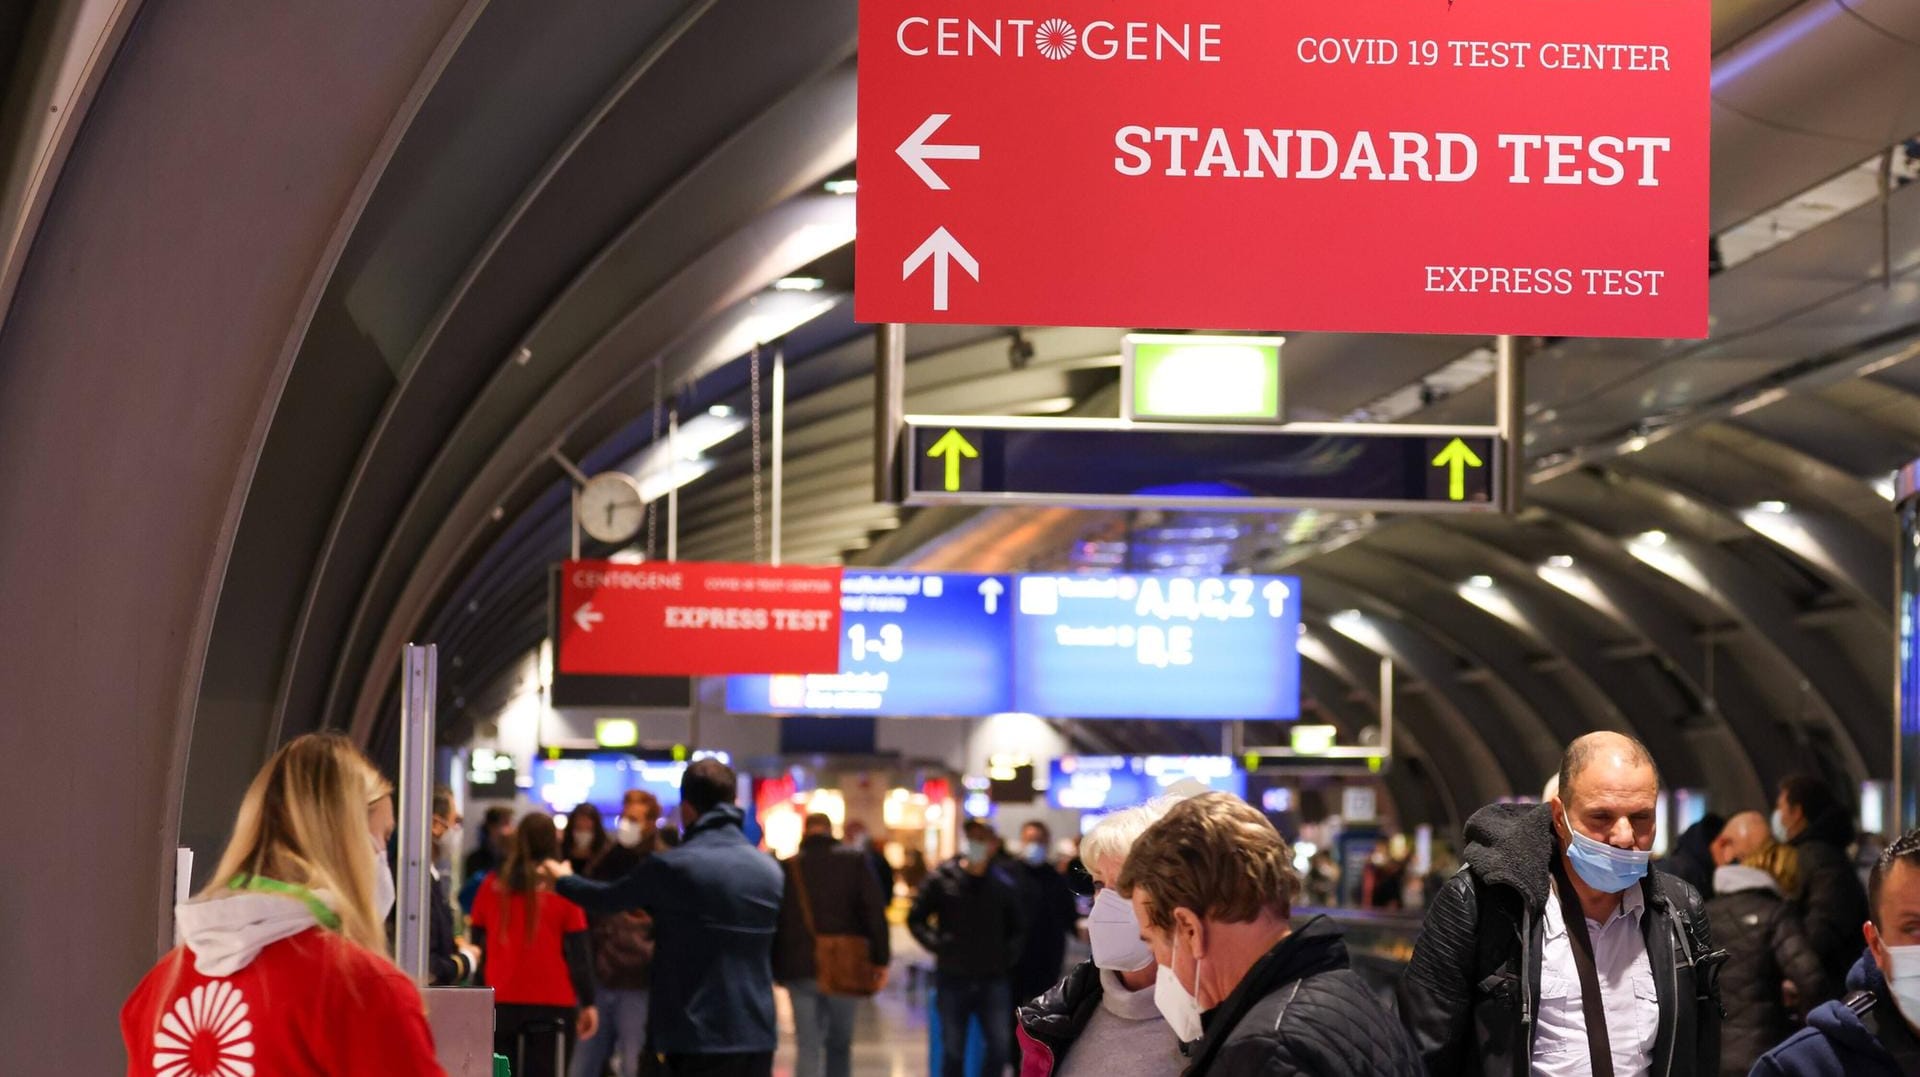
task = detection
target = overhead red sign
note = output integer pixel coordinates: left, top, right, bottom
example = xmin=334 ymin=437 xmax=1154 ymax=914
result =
xmin=557 ymin=560 xmax=843 ymax=677
xmin=856 ymin=0 xmax=1708 ymax=339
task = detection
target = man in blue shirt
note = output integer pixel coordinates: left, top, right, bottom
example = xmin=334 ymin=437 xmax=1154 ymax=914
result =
xmin=1753 ymin=828 xmax=1920 ymax=1076
xmin=546 ymin=759 xmax=784 ymax=1077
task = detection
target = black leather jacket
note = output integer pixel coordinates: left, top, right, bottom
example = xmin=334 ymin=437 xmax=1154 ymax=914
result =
xmin=1397 ymin=803 xmax=1724 ymax=1077
xmin=1189 ymin=917 xmax=1422 ymax=1077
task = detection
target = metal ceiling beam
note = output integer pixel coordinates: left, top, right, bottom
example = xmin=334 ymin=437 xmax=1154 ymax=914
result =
xmin=1565 ymin=469 xmax=1881 ymax=777
xmin=1309 ymin=553 xmax=1596 ymax=755
xmin=1605 ymin=452 xmax=1891 ymax=625
xmin=1304 ymin=621 xmax=1502 ymax=815
xmin=1347 ymin=540 xmax=1715 ymax=794
xmin=1412 ymin=524 xmax=1755 ymax=804
xmin=1535 ymin=514 xmax=1796 ymax=788
xmin=1298 ymin=660 xmax=1450 ymax=829
xmin=1303 ymin=585 xmax=1548 ymax=796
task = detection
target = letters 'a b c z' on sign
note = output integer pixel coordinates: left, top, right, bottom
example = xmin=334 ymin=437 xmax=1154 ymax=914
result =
xmin=558 ymin=560 xmax=843 ymax=677
xmin=856 ymin=0 xmax=1708 ymax=339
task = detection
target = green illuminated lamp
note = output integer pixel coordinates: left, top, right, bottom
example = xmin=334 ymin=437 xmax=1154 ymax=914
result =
xmin=1289 ymin=724 xmax=1338 ymax=755
xmin=1123 ymin=333 xmax=1284 ymax=422
xmin=595 ymin=718 xmax=640 ymax=749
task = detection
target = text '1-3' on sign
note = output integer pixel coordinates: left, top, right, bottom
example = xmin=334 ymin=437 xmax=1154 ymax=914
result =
xmin=728 ymin=570 xmax=1304 ymax=721
xmin=856 ymin=0 xmax=1707 ymax=338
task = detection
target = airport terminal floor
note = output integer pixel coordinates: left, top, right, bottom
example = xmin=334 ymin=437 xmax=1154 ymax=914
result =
xmin=4 ymin=0 xmax=1920 ymax=1074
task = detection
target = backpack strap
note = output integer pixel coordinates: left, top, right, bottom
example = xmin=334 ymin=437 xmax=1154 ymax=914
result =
xmin=788 ymin=856 xmax=819 ymax=937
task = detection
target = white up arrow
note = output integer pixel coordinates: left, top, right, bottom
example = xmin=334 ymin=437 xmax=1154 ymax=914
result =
xmin=977 ymin=578 xmax=1005 ymax=615
xmin=573 ymin=601 xmax=605 ymax=633
xmin=903 ymin=227 xmax=979 ymax=313
xmin=896 ymin=114 xmax=980 ymax=191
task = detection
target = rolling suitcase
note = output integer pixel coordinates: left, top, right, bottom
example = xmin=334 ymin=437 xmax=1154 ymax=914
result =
xmin=510 ymin=1015 xmax=569 ymax=1077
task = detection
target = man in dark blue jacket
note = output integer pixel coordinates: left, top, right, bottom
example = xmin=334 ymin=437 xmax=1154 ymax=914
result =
xmin=546 ymin=759 xmax=785 ymax=1077
xmin=1753 ymin=828 xmax=1920 ymax=1076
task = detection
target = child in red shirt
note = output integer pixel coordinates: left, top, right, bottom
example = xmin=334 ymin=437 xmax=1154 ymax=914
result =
xmin=471 ymin=812 xmax=597 ymax=1077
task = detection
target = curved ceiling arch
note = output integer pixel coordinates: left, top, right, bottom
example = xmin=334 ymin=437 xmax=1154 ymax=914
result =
xmin=1304 ymin=584 xmax=1550 ymax=794
xmin=1546 ymin=468 xmax=1880 ymax=776
xmin=1392 ymin=522 xmax=1755 ymax=803
xmin=1307 ymin=554 xmax=1599 ymax=755
xmin=1306 ymin=618 xmax=1514 ymax=810
xmin=1603 ymin=451 xmax=1890 ymax=623
xmin=1339 ymin=541 xmax=1713 ymax=792
xmin=1298 ymin=657 xmax=1453 ymax=829
xmin=1530 ymin=503 xmax=1862 ymax=787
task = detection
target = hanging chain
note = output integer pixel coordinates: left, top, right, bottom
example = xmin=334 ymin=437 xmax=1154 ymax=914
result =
xmin=749 ymin=342 xmax=765 ymax=563
xmin=645 ymin=360 xmax=663 ymax=560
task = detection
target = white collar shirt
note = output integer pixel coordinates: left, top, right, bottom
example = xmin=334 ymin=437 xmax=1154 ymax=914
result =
xmin=1531 ymin=880 xmax=1659 ymax=1077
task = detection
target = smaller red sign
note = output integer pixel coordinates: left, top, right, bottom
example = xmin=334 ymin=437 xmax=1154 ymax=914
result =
xmin=558 ymin=560 xmax=843 ymax=677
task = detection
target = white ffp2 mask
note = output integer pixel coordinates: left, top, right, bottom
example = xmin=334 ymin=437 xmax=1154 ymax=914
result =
xmin=1087 ymin=889 xmax=1153 ymax=972
xmin=1153 ymin=933 xmax=1206 ymax=1043
xmin=1883 ymin=943 xmax=1920 ymax=1029
xmin=371 ymin=837 xmax=395 ymax=921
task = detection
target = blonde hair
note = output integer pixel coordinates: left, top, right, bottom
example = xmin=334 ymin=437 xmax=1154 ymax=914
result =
xmin=199 ymin=732 xmax=394 ymax=956
xmin=1743 ymin=839 xmax=1803 ymax=898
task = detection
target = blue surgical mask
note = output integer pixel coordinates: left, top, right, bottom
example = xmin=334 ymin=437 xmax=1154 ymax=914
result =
xmin=1023 ymin=844 xmax=1048 ymax=867
xmin=1562 ymin=818 xmax=1650 ymax=894
xmin=1771 ymin=809 xmax=1791 ymax=844
xmin=965 ymin=841 xmax=991 ymax=864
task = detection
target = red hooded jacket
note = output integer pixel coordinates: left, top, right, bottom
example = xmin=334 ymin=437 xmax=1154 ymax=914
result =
xmin=123 ymin=922 xmax=443 ymax=1076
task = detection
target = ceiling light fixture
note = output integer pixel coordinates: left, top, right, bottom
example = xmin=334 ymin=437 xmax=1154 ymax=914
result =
xmin=823 ymin=179 xmax=858 ymax=196
xmin=773 ymin=276 xmax=826 ymax=292
xmin=1754 ymin=500 xmax=1789 ymax=515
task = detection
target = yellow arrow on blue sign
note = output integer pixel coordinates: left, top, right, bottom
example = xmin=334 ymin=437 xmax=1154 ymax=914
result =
xmin=1430 ymin=437 xmax=1484 ymax=501
xmin=927 ymin=428 xmax=978 ymax=492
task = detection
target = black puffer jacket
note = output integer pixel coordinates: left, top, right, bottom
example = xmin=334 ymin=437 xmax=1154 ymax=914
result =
xmin=909 ymin=860 xmax=1028 ymax=978
xmin=1706 ymin=864 xmax=1832 ymax=1076
xmin=1787 ymin=806 xmax=1870 ymax=991
xmin=1396 ymin=803 xmax=1724 ymax=1077
xmin=1015 ymin=960 xmax=1103 ymax=1076
xmin=1185 ymin=916 xmax=1421 ymax=1077
xmin=1655 ymin=813 xmax=1724 ymax=902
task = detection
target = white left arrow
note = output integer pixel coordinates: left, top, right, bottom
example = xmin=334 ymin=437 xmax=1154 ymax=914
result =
xmin=903 ymin=227 xmax=979 ymax=313
xmin=573 ymin=602 xmax=605 ymax=633
xmin=896 ymin=113 xmax=980 ymax=191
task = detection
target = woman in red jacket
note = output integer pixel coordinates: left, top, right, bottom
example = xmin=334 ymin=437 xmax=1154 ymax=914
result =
xmin=472 ymin=812 xmax=598 ymax=1077
xmin=122 ymin=732 xmax=444 ymax=1076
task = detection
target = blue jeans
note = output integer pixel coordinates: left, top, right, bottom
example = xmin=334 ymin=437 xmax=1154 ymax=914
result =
xmin=787 ymin=979 xmax=858 ymax=1077
xmin=935 ymin=974 xmax=1011 ymax=1077
xmin=569 ymin=987 xmax=648 ymax=1077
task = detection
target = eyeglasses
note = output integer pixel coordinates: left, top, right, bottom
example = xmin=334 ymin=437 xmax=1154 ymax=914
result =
xmin=1065 ymin=858 xmax=1096 ymax=897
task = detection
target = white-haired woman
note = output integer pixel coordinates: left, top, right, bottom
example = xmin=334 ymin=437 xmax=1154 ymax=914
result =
xmin=123 ymin=732 xmax=444 ymax=1075
xmin=1015 ymin=800 xmax=1186 ymax=1077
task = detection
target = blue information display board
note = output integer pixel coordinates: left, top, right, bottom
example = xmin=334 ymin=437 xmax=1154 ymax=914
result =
xmin=531 ymin=755 xmax=702 ymax=817
xmin=1012 ymin=573 xmax=1301 ymax=720
xmin=726 ymin=570 xmax=1015 ymax=717
xmin=727 ymin=570 xmax=1301 ymax=721
xmin=1047 ymin=755 xmax=1247 ymax=812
